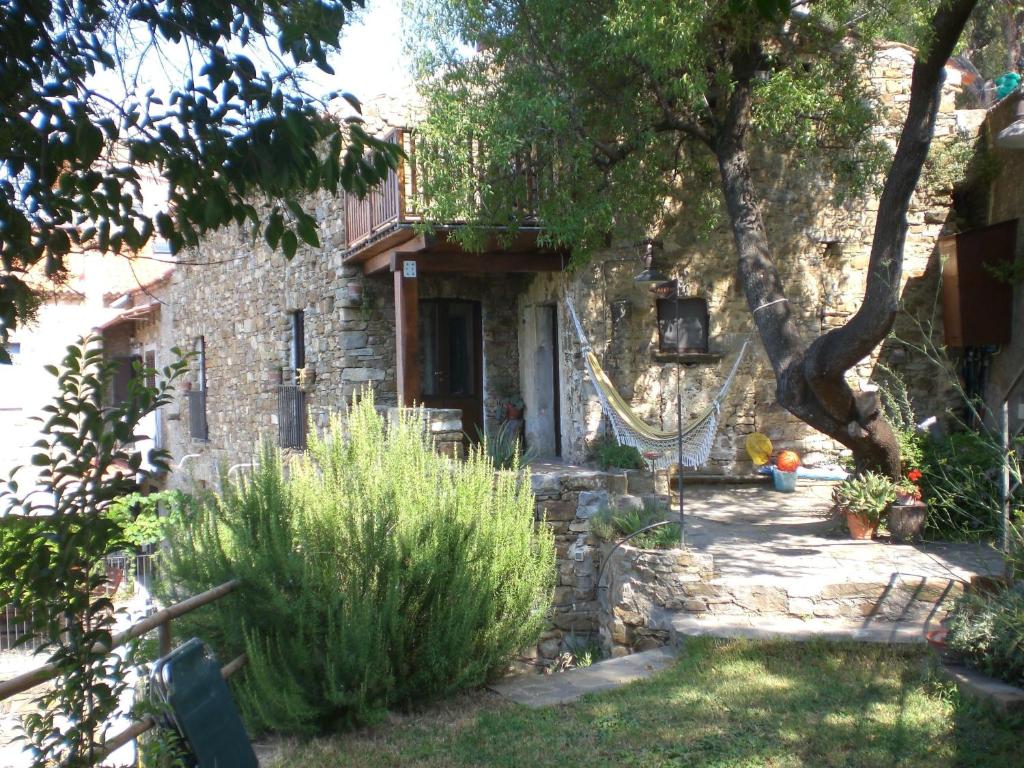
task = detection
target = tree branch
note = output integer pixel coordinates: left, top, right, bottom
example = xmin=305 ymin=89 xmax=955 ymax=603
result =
xmin=805 ymin=0 xmax=980 ymax=383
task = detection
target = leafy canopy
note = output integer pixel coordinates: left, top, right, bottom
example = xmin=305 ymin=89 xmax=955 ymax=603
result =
xmin=405 ymin=0 xmax=939 ymax=253
xmin=0 ymin=0 xmax=401 ymax=359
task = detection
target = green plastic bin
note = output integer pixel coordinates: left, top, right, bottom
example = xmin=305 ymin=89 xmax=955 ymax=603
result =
xmin=151 ymin=638 xmax=257 ymax=768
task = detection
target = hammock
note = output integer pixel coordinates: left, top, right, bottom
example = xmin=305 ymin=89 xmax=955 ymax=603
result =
xmin=565 ymin=296 xmax=749 ymax=471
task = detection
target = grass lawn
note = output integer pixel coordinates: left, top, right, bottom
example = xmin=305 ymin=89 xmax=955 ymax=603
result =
xmin=263 ymin=638 xmax=1023 ymax=768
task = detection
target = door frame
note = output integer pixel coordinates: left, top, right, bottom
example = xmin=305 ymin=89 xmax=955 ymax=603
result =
xmin=419 ymin=298 xmax=484 ymax=440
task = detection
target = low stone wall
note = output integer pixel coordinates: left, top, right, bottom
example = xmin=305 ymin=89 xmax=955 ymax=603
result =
xmin=382 ymin=407 xmax=464 ymax=459
xmin=599 ymin=544 xmax=714 ymax=656
xmin=530 ymin=465 xmax=664 ymax=661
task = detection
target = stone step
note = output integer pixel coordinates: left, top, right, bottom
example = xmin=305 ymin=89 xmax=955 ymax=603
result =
xmin=668 ymin=612 xmax=942 ymax=644
xmin=675 ymin=574 xmax=965 ymax=624
xmin=489 ymin=647 xmax=678 ymax=708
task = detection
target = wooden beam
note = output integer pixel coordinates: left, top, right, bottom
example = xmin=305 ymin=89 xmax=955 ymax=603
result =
xmin=362 ymin=235 xmax=428 ymax=275
xmin=394 ymin=260 xmax=420 ymax=406
xmin=408 ymin=251 xmax=567 ymax=273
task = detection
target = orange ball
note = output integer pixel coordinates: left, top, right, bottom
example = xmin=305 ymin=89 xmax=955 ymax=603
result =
xmin=776 ymin=450 xmax=801 ymax=472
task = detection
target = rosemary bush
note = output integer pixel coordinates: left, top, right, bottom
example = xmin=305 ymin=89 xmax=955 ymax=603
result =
xmin=165 ymin=393 xmax=554 ymax=734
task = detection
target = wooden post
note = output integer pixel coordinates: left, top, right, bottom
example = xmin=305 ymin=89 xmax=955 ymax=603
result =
xmin=394 ymin=259 xmax=420 ymax=406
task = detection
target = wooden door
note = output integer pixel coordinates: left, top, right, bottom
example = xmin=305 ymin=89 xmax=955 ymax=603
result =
xmin=419 ymin=299 xmax=484 ymax=440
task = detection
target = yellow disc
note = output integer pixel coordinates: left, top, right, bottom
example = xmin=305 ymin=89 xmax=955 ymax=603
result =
xmin=745 ymin=432 xmax=773 ymax=466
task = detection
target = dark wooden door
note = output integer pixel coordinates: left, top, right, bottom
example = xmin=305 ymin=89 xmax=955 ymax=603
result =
xmin=419 ymin=299 xmax=484 ymax=440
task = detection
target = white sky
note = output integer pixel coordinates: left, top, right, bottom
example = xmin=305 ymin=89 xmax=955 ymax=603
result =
xmin=334 ymin=0 xmax=411 ymax=101
xmin=90 ymin=0 xmax=411 ymax=120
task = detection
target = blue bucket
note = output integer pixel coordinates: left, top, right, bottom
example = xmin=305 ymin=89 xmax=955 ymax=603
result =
xmin=772 ymin=467 xmax=797 ymax=492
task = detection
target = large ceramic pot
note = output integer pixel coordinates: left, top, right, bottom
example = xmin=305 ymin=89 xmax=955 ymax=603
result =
xmin=888 ymin=502 xmax=927 ymax=542
xmin=845 ymin=511 xmax=879 ymax=540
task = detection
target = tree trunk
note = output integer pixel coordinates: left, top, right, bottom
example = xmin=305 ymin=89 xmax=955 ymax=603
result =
xmin=714 ymin=118 xmax=902 ymax=475
xmin=708 ymin=2 xmax=979 ymax=476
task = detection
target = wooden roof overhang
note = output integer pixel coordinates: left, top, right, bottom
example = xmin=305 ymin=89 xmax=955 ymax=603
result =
xmin=347 ymin=224 xmax=569 ymax=409
xmin=343 ymin=225 xmax=569 ymax=276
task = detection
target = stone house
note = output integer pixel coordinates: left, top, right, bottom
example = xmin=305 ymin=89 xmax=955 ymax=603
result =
xmin=157 ymin=43 xmax=984 ymax=487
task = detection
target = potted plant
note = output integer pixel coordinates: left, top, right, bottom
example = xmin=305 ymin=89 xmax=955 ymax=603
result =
xmin=831 ymin=471 xmax=895 ymax=539
xmin=503 ymin=395 xmax=525 ymax=421
xmin=889 ymin=468 xmax=926 ymax=542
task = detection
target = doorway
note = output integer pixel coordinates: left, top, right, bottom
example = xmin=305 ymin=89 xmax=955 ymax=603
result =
xmin=419 ymin=299 xmax=484 ymax=439
xmin=520 ymin=304 xmax=561 ymax=458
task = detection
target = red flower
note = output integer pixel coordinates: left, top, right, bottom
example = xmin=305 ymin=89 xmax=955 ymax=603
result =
xmin=907 ymin=469 xmax=923 ymax=482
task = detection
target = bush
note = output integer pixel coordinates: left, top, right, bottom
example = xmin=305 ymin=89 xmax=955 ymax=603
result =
xmin=590 ymin=499 xmax=679 ymax=549
xmin=164 ymin=394 xmax=554 ymax=735
xmin=947 ymin=584 xmax=1024 ymax=688
xmin=919 ymin=430 xmax=1009 ymax=540
xmin=589 ymin=436 xmax=645 ymax=470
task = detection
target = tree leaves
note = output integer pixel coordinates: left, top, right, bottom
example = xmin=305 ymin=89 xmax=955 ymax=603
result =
xmin=0 ymin=0 xmax=395 ymax=353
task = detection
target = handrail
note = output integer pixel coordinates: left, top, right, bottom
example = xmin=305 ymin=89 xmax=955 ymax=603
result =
xmin=0 ymin=579 xmax=240 ymax=701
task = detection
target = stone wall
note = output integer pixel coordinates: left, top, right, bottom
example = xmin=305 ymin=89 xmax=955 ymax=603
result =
xmin=519 ymin=44 xmax=982 ymax=471
xmin=599 ymin=545 xmax=714 ymax=656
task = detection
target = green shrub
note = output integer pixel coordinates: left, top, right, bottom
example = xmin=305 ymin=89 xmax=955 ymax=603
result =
xmin=164 ymin=394 xmax=555 ymax=735
xmin=589 ymin=436 xmax=645 ymax=470
xmin=947 ymin=584 xmax=1024 ymax=688
xmin=475 ymin=421 xmax=537 ymax=469
xmin=919 ymin=430 xmax=1011 ymax=540
xmin=590 ymin=499 xmax=679 ymax=549
xmin=831 ymin=471 xmax=895 ymax=525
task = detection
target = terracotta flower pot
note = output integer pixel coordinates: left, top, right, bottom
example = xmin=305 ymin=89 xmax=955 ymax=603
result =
xmin=505 ymin=404 xmax=524 ymax=420
xmin=845 ymin=511 xmax=878 ymax=540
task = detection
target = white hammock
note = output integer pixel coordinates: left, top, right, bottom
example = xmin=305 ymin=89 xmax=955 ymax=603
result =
xmin=565 ymin=296 xmax=749 ymax=470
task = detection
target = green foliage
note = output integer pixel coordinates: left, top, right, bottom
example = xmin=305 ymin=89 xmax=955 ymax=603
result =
xmin=832 ymin=471 xmax=896 ymax=525
xmin=919 ymin=429 xmax=1013 ymax=540
xmin=589 ymin=436 xmax=645 ymax=471
xmin=0 ymin=0 xmax=402 ymax=356
xmin=947 ymin=584 xmax=1024 ymax=688
xmin=164 ymin=393 xmax=555 ymax=735
xmin=405 ymin=0 xmax=926 ymax=258
xmin=106 ymin=489 xmax=196 ymax=548
xmin=876 ymin=363 xmax=927 ymax=470
xmin=0 ymin=338 xmax=186 ymax=767
xmin=590 ymin=498 xmax=679 ymax=549
xmin=475 ymin=422 xmax=537 ymax=470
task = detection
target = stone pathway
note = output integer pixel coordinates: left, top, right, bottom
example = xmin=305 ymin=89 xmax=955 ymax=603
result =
xmin=656 ymin=482 xmax=1005 ymax=641
xmin=489 ymin=647 xmax=677 ymax=708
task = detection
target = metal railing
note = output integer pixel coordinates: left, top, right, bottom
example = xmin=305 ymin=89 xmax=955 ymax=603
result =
xmin=2 ymin=552 xmax=158 ymax=653
xmin=278 ymin=384 xmax=307 ymax=449
xmin=1000 ymin=361 xmax=1024 ymax=559
xmin=0 ymin=580 xmax=244 ymax=765
xmin=187 ymin=389 xmax=208 ymax=441
xmin=343 ymin=127 xmax=545 ymax=251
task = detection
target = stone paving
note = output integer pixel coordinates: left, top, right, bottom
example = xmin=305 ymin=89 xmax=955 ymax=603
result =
xmin=489 ymin=647 xmax=678 ymax=708
xmin=681 ymin=482 xmax=1003 ymax=588
xmin=664 ymin=481 xmax=1005 ymax=640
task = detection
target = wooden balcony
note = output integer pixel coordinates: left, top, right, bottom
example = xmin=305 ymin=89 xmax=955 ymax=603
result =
xmin=344 ymin=128 xmax=421 ymax=255
xmin=343 ymin=127 xmax=543 ymax=261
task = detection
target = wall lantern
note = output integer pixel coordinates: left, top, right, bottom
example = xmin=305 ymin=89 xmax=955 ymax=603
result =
xmin=633 ymin=239 xmax=668 ymax=285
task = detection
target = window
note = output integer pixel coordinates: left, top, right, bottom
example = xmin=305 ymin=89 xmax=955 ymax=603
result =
xmin=278 ymin=385 xmax=307 ymax=449
xmin=188 ymin=336 xmax=208 ymax=440
xmin=290 ymin=310 xmax=305 ymax=371
xmin=657 ymin=297 xmax=709 ymax=354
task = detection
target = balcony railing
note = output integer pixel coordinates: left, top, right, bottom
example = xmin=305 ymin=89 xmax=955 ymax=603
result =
xmin=343 ymin=128 xmax=544 ymax=253
xmin=344 ymin=128 xmax=418 ymax=251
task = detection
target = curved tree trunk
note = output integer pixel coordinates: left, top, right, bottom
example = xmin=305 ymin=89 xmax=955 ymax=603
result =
xmin=711 ymin=0 xmax=979 ymax=475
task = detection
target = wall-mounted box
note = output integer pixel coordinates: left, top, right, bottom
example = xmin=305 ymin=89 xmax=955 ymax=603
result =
xmin=940 ymin=219 xmax=1017 ymax=348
